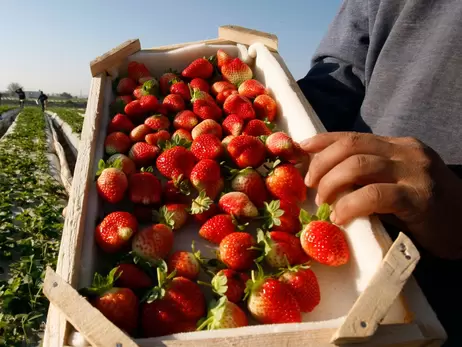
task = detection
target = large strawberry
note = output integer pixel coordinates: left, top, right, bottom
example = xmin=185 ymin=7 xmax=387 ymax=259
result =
xmin=219 ymin=232 xmax=258 ymax=271
xmin=95 ymin=211 xmax=138 ymax=253
xmin=216 ymin=49 xmax=233 ymax=69
xmin=170 ymin=80 xmax=191 ymax=101
xmin=190 ymin=88 xmax=222 ymax=121
xmin=159 ymin=70 xmax=180 ymax=95
xmin=167 ymin=251 xmax=200 ymax=280
xmin=128 ymin=167 xmax=162 ymax=205
xmin=104 ymin=132 xmax=131 ymax=155
xmin=222 ymin=114 xmax=244 ymax=136
xmin=156 ymin=146 xmax=196 ymax=180
xmin=189 ymin=190 xmax=219 ymax=225
xmin=191 ymin=119 xmax=223 ymax=139
xmin=216 ymin=89 xmax=238 ymax=106
xmin=145 ymin=130 xmax=171 ymax=146
xmin=265 ymin=162 xmax=306 ymax=204
xmin=221 ymin=58 xmax=253 ymax=86
xmin=128 ymin=61 xmax=151 ymax=82
xmin=106 ymin=153 xmax=136 ymax=176
xmin=263 ymin=199 xmax=301 ymax=234
xmin=190 ymin=159 xmax=224 ymax=200
xmin=238 ymin=79 xmax=267 ymax=99
xmin=254 ymin=94 xmax=277 ymax=122
xmin=199 ymin=214 xmax=244 ymax=245
xmin=157 ymin=203 xmax=189 ymax=230
xmin=132 ymin=224 xmax=174 ymax=261
xmin=229 ymin=167 xmax=268 ymax=208
xmin=211 ymin=81 xmax=236 ymax=96
xmin=223 ymin=94 xmax=256 ymax=121
xmin=96 ymin=159 xmax=128 ymax=204
xmin=299 ymin=203 xmax=350 ymax=267
xmin=116 ymin=77 xmax=137 ymax=95
xmin=227 ymin=135 xmax=266 ymax=169
xmin=173 ymin=110 xmax=199 ymax=131
xmin=265 ymin=132 xmax=303 ymax=162
xmin=191 ymin=134 xmax=223 ymax=160
xmin=256 ymin=229 xmax=305 ymax=269
xmin=129 ymin=124 xmax=152 ymax=143
xmin=182 ymin=57 xmax=214 ymax=79
xmin=189 ymin=78 xmax=210 ymax=93
xmin=139 ymin=94 xmax=159 ymax=113
xmin=242 ymin=119 xmax=273 ymax=136
xmin=129 ymin=142 xmax=160 ymax=167
xmin=145 ymin=114 xmax=170 ymax=131
xmin=210 ymin=269 xmax=249 ymax=303
xmin=197 ymin=296 xmax=248 ymax=330
xmin=108 ymin=114 xmax=135 ymax=134
xmin=163 ymin=94 xmax=186 ymax=113
xmin=114 ymin=263 xmax=154 ymax=290
xmin=172 ymin=128 xmax=193 ymax=142
xmin=124 ymin=99 xmax=145 ymax=118
xmin=219 ymin=192 xmax=258 ymax=218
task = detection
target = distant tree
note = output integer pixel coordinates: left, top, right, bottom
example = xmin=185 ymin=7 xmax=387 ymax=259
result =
xmin=60 ymin=92 xmax=73 ymax=99
xmin=7 ymin=82 xmax=23 ymax=95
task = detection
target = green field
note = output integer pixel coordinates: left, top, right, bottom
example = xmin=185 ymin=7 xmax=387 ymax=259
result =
xmin=49 ymin=107 xmax=84 ymax=134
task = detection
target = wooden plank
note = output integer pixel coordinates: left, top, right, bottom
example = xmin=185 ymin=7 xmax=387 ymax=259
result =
xmin=331 ymin=233 xmax=420 ymax=344
xmin=145 ymin=38 xmax=235 ymax=52
xmin=43 ymin=74 xmax=107 ymax=347
xmin=43 ymin=267 xmax=139 ymax=347
xmin=218 ymin=25 xmax=278 ymax=51
xmin=90 ymin=39 xmax=141 ymax=76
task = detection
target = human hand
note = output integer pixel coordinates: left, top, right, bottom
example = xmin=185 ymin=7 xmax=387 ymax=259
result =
xmin=300 ymin=132 xmax=462 ymax=259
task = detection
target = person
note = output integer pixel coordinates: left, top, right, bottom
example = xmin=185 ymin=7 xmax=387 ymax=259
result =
xmin=297 ymin=1 xmax=461 ymax=346
xmin=0 ymin=92 xmax=2 ymax=105
xmin=37 ymin=90 xmax=48 ymax=112
xmin=15 ymin=88 xmax=25 ymax=108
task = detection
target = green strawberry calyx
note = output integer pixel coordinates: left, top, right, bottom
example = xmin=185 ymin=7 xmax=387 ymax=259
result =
xmin=297 ymin=203 xmax=332 ymax=237
xmin=173 ymin=174 xmax=191 ymax=196
xmin=139 ymin=166 xmax=154 ymax=173
xmin=141 ymin=78 xmax=159 ymax=96
xmin=196 ymin=296 xmax=228 ymax=331
xmin=189 ymin=190 xmax=213 ymax=215
xmin=154 ymin=205 xmax=176 ymax=229
xmin=192 ymin=241 xmax=224 ymax=278
xmin=190 ymin=87 xmax=207 ymax=103
xmin=95 ymin=158 xmax=122 ymax=177
xmin=158 ymin=133 xmax=191 ymax=151
xmin=259 ymin=200 xmax=284 ymax=230
xmin=78 ymin=267 xmax=120 ymax=297
xmin=275 ymin=259 xmax=312 ymax=278
xmin=143 ymin=261 xmax=176 ymax=304
xmin=244 ymin=263 xmax=267 ymax=300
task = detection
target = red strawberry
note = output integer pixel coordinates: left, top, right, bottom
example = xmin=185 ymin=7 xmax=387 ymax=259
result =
xmin=221 ymin=135 xmax=236 ymax=150
xmin=199 ymin=214 xmax=242 ymax=244
xmin=190 ymin=159 xmax=224 ymax=200
xmin=172 ymin=128 xmax=193 ymax=142
xmin=156 ymin=104 xmax=169 ymax=116
xmin=256 ymin=229 xmax=305 ymax=268
xmin=182 ymin=57 xmax=214 ymax=79
xmin=216 ymin=49 xmax=233 ymax=69
xmin=116 ymin=77 xmax=137 ymax=95
xmin=128 ymin=61 xmax=150 ymax=82
xmin=110 ymin=95 xmax=133 ymax=115
xmin=219 ymin=192 xmax=258 ymax=218
xmin=227 ymin=135 xmax=266 ymax=168
xmin=190 ymin=191 xmax=219 ymax=225
xmin=145 ymin=114 xmax=170 ymax=131
xmin=132 ymin=224 xmax=174 ymax=261
xmin=130 ymin=124 xmax=152 ymax=142
xmin=223 ymin=94 xmax=255 ymax=121
xmin=211 ymin=81 xmax=236 ymax=96
xmin=299 ymin=203 xmax=350 ymax=266
xmin=170 ymin=80 xmax=191 ymax=101
xmin=216 ymin=89 xmax=238 ymax=106
xmin=157 ymin=204 xmax=189 ymax=230
xmin=191 ymin=134 xmax=223 ymax=160
xmin=219 ymin=232 xmax=258 ymax=271
xmin=129 ymin=142 xmax=160 ymax=167
xmin=164 ymin=177 xmax=191 ymax=204
xmin=245 ymin=267 xmax=301 ymax=324
xmin=197 ymin=296 xmax=248 ymax=330
xmin=173 ymin=110 xmax=199 ymax=131
xmin=139 ymin=95 xmax=159 ymax=112
xmin=221 ymin=58 xmax=253 ymax=86
xmin=238 ymin=79 xmax=267 ymax=99
xmin=254 ymin=94 xmax=277 ymax=122
xmin=191 ymin=119 xmax=222 ymax=139
xmin=264 ymin=199 xmax=301 ymax=234
xmin=265 ymin=132 xmax=302 ymax=162
xmin=190 ymin=89 xmax=222 ymax=121
xmin=133 ymin=86 xmax=143 ymax=100
xmin=96 ymin=160 xmax=128 ymax=203
xmin=108 ymin=113 xmax=135 ymax=134
xmin=242 ymin=119 xmax=272 ymax=136
xmin=156 ymin=146 xmax=196 ymax=180
xmin=107 ymin=153 xmax=136 ymax=176
xmin=104 ymin=132 xmax=131 ymax=155
xmin=167 ymin=251 xmax=200 ymax=280
xmin=211 ymin=269 xmax=249 ymax=303
xmin=160 ymin=71 xmax=180 ymax=96
xmin=230 ymin=167 xmax=268 ymax=208
xmin=265 ymin=163 xmax=306 ymax=203
xmin=189 ymin=78 xmax=209 ymax=93
xmin=95 ymin=211 xmax=138 ymax=253
xmin=145 ymin=130 xmax=171 ymax=146
xmin=124 ymin=99 xmax=144 ymax=118
xmin=115 ymin=263 xmax=154 ymax=289
xmin=222 ymin=114 xmax=244 ymax=136
xmin=128 ymin=168 xmax=162 ymax=205
xmin=163 ymin=94 xmax=185 ymax=113
xmin=279 ymin=266 xmax=321 ymax=312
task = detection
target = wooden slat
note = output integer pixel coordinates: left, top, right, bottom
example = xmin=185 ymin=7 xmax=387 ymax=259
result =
xmin=218 ymin=25 xmax=278 ymax=51
xmin=90 ymin=39 xmax=141 ymax=76
xmin=145 ymin=38 xmax=235 ymax=52
xmin=331 ymin=232 xmax=420 ymax=344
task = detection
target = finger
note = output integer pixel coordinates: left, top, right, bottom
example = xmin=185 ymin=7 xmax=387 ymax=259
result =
xmin=306 ymin=133 xmax=395 ymax=187
xmin=317 ymin=155 xmax=399 ymax=204
xmin=331 ymin=183 xmax=412 ymax=225
xmin=300 ymin=132 xmax=392 ymax=153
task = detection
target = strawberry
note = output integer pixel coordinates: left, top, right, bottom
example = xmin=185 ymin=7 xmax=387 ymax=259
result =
xmin=216 ymin=89 xmax=238 ymax=105
xmin=108 ymin=113 xmax=135 ymax=134
xmin=182 ymin=57 xmax=214 ymax=79
xmin=221 ymin=135 xmax=236 ymax=150
xmin=106 ymin=153 xmax=136 ymax=176
xmin=197 ymin=296 xmax=248 ymax=330
xmin=227 ymin=135 xmax=266 ymax=168
xmin=216 ymin=49 xmax=233 ymax=69
xmin=238 ymin=79 xmax=267 ymax=99
xmin=190 ymin=159 xmax=224 ymax=200
xmin=96 ymin=160 xmax=128 ymax=203
xmin=264 ymin=199 xmax=301 ymax=234
xmin=156 ymin=104 xmax=169 ymax=116
xmin=265 ymin=163 xmax=306 ymax=203
xmin=222 ymin=114 xmax=244 ymax=136
xmin=133 ymin=86 xmax=143 ymax=100
xmin=83 ymin=268 xmax=139 ymax=335
xmin=256 ymin=229 xmax=305 ymax=268
xmin=129 ymin=124 xmax=152 ymax=142
xmin=279 ymin=265 xmax=321 ymax=313
xmin=299 ymin=203 xmax=350 ymax=266
xmin=219 ymin=192 xmax=258 ymax=219
xmin=124 ymin=99 xmax=144 ymax=118
xmin=245 ymin=266 xmax=301 ymax=324
xmin=210 ymin=269 xmax=249 ymax=303
xmin=211 ymin=81 xmax=236 ymax=96
xmin=110 ymin=95 xmax=132 ymax=115
xmin=219 ymin=232 xmax=258 ymax=271
xmin=132 ymin=224 xmax=174 ymax=261
xmin=104 ymin=132 xmax=131 ymax=155
xmin=163 ymin=94 xmax=185 ymax=113
xmin=128 ymin=61 xmax=150 ymax=82
xmin=173 ymin=110 xmax=199 ymax=131
xmin=116 ymin=77 xmax=137 ymax=95
xmin=229 ymin=167 xmax=268 ymax=208
xmin=190 ymin=78 xmax=210 ymax=93
xmin=139 ymin=95 xmax=159 ymax=113
xmin=242 ymin=119 xmax=272 ymax=136
xmin=191 ymin=119 xmax=222 ymax=139
xmin=145 ymin=114 xmax=170 ymax=131
xmin=115 ymin=263 xmax=154 ymax=289
xmin=160 ymin=71 xmax=180 ymax=96
xmin=254 ymin=94 xmax=277 ymax=122
xmin=140 ymin=78 xmax=159 ymax=97
xmin=157 ymin=204 xmax=189 ymax=230
xmin=95 ymin=211 xmax=138 ymax=253
xmin=167 ymin=251 xmax=200 ymax=280
xmin=145 ymin=130 xmax=171 ymax=146
xmin=172 ymin=128 xmax=193 ymax=142
xmin=265 ymin=132 xmax=302 ymax=162
xmin=199 ymin=214 xmax=243 ymax=244
xmin=129 ymin=142 xmax=160 ymax=167
xmin=170 ymin=80 xmax=191 ymax=101
xmin=191 ymin=134 xmax=223 ymax=160
xmin=128 ymin=167 xmax=162 ymax=205
xmin=221 ymin=58 xmax=253 ymax=86
xmin=223 ymin=94 xmax=256 ymax=121
xmin=190 ymin=195 xmax=219 ymax=224
xmin=164 ymin=177 xmax=191 ymax=204
xmin=191 ymin=89 xmax=222 ymax=121
xmin=156 ymin=146 xmax=196 ymax=180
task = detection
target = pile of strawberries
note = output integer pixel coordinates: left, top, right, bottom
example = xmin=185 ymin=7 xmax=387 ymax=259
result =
xmin=84 ymin=49 xmax=351 ymax=338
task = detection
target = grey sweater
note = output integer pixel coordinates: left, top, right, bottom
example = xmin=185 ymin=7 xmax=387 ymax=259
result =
xmin=297 ymin=1 xmax=462 ymax=345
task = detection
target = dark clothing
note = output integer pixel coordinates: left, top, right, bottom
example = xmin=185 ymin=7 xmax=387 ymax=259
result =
xmin=38 ymin=93 xmax=48 ymax=112
xmin=297 ymin=1 xmax=462 ymax=346
xmin=15 ymin=89 xmax=25 ymax=100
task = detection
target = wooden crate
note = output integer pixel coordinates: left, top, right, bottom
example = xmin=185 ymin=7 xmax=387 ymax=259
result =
xmin=43 ymin=25 xmax=447 ymax=347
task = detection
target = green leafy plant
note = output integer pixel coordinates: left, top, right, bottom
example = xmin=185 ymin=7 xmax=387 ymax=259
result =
xmin=49 ymin=108 xmax=84 ymax=134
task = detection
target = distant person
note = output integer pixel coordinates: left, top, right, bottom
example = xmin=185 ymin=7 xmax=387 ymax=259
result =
xmin=15 ymin=88 xmax=25 ymax=108
xmin=37 ymin=90 xmax=48 ymax=112
xmin=0 ymin=92 xmax=2 ymax=105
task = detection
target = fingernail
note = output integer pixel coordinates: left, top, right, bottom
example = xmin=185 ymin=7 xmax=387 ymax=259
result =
xmin=300 ymin=138 xmax=311 ymax=148
xmin=315 ymin=194 xmax=320 ymax=205
xmin=330 ymin=210 xmax=337 ymax=223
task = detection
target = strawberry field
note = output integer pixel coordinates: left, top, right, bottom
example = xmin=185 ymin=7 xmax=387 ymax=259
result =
xmin=48 ymin=108 xmax=84 ymax=134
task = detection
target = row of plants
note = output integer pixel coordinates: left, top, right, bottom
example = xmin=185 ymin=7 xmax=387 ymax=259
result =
xmin=48 ymin=108 xmax=84 ymax=134
xmin=0 ymin=105 xmax=16 ymax=115
xmin=0 ymin=108 xmax=67 ymax=346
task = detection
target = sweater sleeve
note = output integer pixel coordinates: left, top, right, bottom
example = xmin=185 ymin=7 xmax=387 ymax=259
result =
xmin=297 ymin=0 xmax=369 ymax=132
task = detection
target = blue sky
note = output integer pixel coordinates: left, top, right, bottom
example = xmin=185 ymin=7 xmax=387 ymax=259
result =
xmin=0 ymin=0 xmax=341 ymax=96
